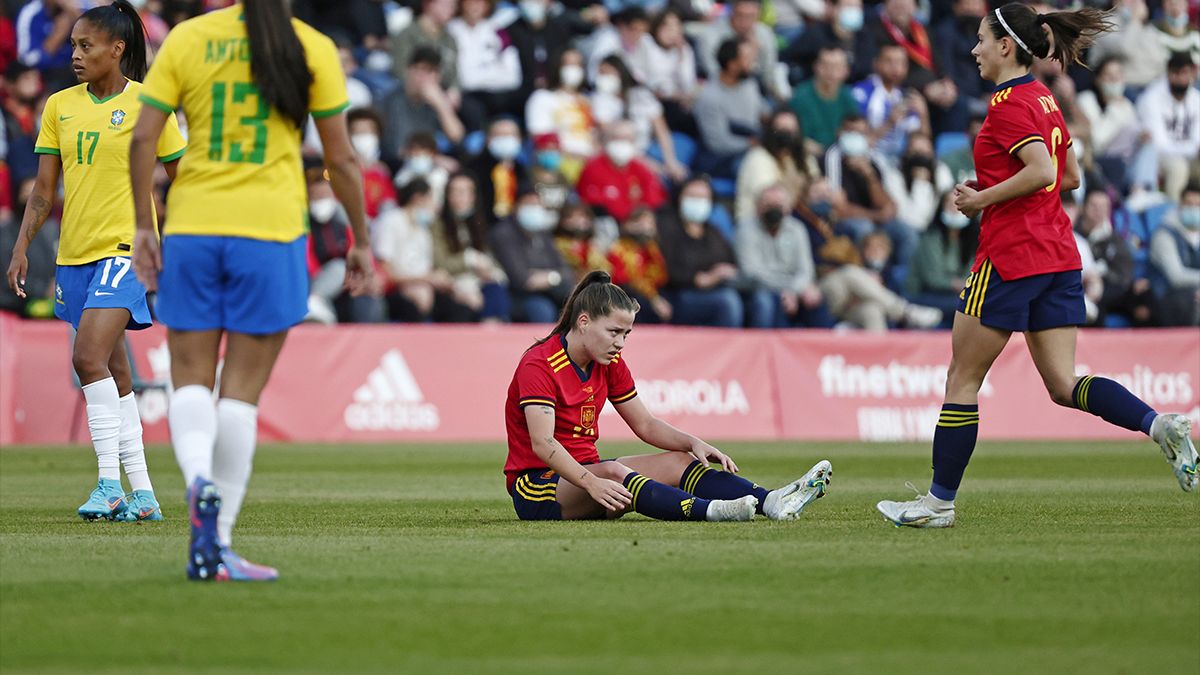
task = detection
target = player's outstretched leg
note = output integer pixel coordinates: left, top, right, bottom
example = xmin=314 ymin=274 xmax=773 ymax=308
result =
xmin=679 ymin=459 xmax=833 ymax=521
xmin=623 ymin=472 xmax=756 ymax=522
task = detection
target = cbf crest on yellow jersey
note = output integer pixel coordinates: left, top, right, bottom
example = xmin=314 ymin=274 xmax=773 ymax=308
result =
xmin=139 ymin=6 xmax=349 ymax=242
xmin=35 ymin=80 xmax=187 ymax=265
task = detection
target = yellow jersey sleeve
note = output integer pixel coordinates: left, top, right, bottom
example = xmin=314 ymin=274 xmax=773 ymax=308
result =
xmin=300 ymin=26 xmax=349 ymax=118
xmin=140 ymin=26 xmax=186 ymax=113
xmin=157 ymin=112 xmax=187 ymax=162
xmin=34 ymin=94 xmax=60 ymax=155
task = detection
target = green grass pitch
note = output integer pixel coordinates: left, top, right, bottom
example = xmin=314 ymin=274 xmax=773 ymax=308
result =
xmin=1 ymin=441 xmax=1197 ymax=674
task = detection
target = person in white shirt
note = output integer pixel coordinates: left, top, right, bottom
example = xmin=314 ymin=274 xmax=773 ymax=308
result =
xmin=525 ymin=47 xmax=597 ymax=180
xmin=1076 ymin=56 xmax=1139 ymax=190
xmin=448 ymin=0 xmax=524 ymax=130
xmin=374 ymin=179 xmax=438 ymax=322
xmin=633 ymin=8 xmax=699 ymax=135
xmin=1131 ymin=52 xmax=1200 ymax=203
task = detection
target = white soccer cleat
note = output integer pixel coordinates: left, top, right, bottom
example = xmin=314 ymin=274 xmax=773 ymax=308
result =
xmin=876 ymin=483 xmax=956 ymax=528
xmin=763 ymin=460 xmax=833 ymax=521
xmin=1150 ymin=413 xmax=1199 ymax=492
xmin=706 ymin=495 xmax=758 ymax=522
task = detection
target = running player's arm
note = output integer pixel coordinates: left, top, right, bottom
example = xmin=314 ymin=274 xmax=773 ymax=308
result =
xmin=1060 ymin=143 xmax=1081 ymax=192
xmin=524 ymin=405 xmax=631 ymax=511
xmin=955 ymin=141 xmax=1055 ymax=215
xmin=613 ymin=396 xmax=739 ymax=473
xmin=6 ymin=155 xmax=61 ymax=297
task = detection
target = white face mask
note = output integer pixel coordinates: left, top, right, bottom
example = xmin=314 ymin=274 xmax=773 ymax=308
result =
xmin=407 ymin=154 xmax=434 ymax=175
xmin=560 ymin=64 xmax=585 ymax=90
xmin=942 ymin=211 xmax=970 ymax=229
xmin=489 ymin=135 xmax=522 ymax=161
xmin=521 ymin=0 xmax=547 ymax=24
xmin=412 ymin=207 xmax=435 ymax=228
xmin=517 ymin=204 xmax=553 ymax=233
xmin=1099 ymin=81 xmax=1125 ymax=100
xmin=595 ymin=73 xmax=622 ymax=96
xmin=606 ymin=140 xmax=636 ymax=167
xmin=351 ymin=133 xmax=380 ymax=162
xmin=310 ymin=197 xmax=339 ymax=223
xmin=838 ymin=6 xmax=864 ymax=32
xmin=839 ymin=131 xmax=869 ymax=158
xmin=680 ymin=196 xmax=712 ymax=223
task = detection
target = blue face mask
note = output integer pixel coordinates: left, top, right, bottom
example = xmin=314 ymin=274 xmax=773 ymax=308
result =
xmin=537 ymin=150 xmax=561 ymax=171
xmin=810 ymin=201 xmax=833 ymax=219
xmin=1180 ymin=206 xmax=1200 ymax=231
xmin=838 ymin=6 xmax=864 ymax=32
xmin=680 ymin=197 xmax=712 ymax=224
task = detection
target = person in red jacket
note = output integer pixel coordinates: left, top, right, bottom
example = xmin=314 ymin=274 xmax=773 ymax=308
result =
xmin=576 ymin=120 xmax=665 ymax=223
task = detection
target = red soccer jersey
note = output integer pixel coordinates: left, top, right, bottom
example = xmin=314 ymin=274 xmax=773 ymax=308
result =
xmin=503 ymin=335 xmax=638 ymax=486
xmin=972 ymin=74 xmax=1080 ymax=280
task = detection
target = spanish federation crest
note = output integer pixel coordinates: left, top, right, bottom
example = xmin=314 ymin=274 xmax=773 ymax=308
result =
xmin=110 ymin=109 xmax=126 ymax=126
xmin=580 ymin=405 xmax=596 ymax=429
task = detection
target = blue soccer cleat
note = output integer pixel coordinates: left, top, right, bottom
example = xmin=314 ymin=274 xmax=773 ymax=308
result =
xmin=218 ymin=548 xmax=279 ymax=582
xmin=115 ymin=490 xmax=163 ymax=522
xmin=77 ymin=478 xmax=128 ymax=521
xmin=185 ymin=479 xmax=225 ymax=581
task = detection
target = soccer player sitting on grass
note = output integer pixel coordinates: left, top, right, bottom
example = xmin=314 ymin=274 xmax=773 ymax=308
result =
xmin=503 ymin=270 xmax=832 ymax=521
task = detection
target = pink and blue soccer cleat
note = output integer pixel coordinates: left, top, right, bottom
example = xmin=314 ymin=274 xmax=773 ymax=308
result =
xmin=218 ymin=548 xmax=278 ymax=582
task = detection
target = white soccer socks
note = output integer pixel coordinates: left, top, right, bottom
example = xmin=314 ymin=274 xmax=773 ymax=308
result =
xmin=81 ymin=377 xmax=122 ymax=481
xmin=213 ymin=398 xmax=258 ymax=548
xmin=169 ymin=385 xmax=217 ymax=486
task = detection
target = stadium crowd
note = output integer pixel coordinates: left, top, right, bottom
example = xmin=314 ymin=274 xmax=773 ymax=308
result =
xmin=0 ymin=0 xmax=1196 ymax=329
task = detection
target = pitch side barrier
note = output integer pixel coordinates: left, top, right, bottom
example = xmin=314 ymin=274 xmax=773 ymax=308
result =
xmin=2 ymin=314 xmax=1197 ymax=445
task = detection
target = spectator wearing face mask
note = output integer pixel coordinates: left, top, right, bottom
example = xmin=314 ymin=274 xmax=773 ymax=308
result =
xmin=659 ymin=177 xmax=745 ymax=328
xmin=736 ymin=183 xmax=835 ymax=328
xmin=736 ymin=109 xmax=819 ymax=223
xmin=392 ymin=132 xmax=449 ymax=210
xmin=525 ymin=47 xmax=597 ymax=183
xmin=1090 ymin=0 xmax=1200 ymax=90
xmin=555 ymin=202 xmax=609 ymax=282
xmin=589 ymin=55 xmax=687 ymax=183
xmin=1149 ymin=182 xmax=1200 ymax=327
xmin=905 ymin=190 xmax=978 ymax=326
xmin=489 ymin=187 xmax=575 ymax=322
xmin=1074 ymin=189 xmax=1150 ymax=327
xmin=1131 ymin=52 xmax=1200 ymax=204
xmin=781 ymin=0 xmax=863 ymax=81
xmin=374 ymin=179 xmax=441 ymax=322
xmin=528 ymin=135 xmax=573 ymax=214
xmin=304 ymin=167 xmax=385 ymax=325
xmin=823 ymin=114 xmax=917 ymax=291
xmin=468 ymin=116 xmax=528 ymax=219
xmin=431 ymin=171 xmax=511 ymax=322
xmin=347 ymin=107 xmax=398 ymax=220
xmin=879 ymin=132 xmax=947 ymax=237
xmin=507 ymin=0 xmax=601 ymax=101
xmin=693 ymin=38 xmax=768 ymax=180
xmin=1077 ymin=58 xmax=1139 ymax=193
xmin=576 ymin=120 xmax=666 ymax=224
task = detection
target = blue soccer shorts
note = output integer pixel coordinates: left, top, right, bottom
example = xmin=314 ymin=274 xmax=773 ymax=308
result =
xmin=958 ymin=259 xmax=1085 ymax=332
xmin=54 ymin=257 xmax=152 ymax=330
xmin=156 ymin=234 xmax=308 ymax=335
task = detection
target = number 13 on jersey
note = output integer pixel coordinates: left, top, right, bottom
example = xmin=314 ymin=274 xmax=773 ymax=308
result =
xmin=208 ymin=81 xmax=268 ymax=164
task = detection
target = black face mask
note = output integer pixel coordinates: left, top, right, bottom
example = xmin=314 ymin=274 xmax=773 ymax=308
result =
xmin=1169 ymin=82 xmax=1190 ymax=98
xmin=905 ymin=154 xmax=935 ymax=173
xmin=768 ymin=129 xmax=798 ymax=152
xmin=762 ymin=207 xmax=785 ymax=231
xmin=628 ymin=232 xmax=655 ymax=245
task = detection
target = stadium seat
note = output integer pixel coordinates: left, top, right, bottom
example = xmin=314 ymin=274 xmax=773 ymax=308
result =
xmin=711 ymin=177 xmax=736 ymax=199
xmin=461 ymin=130 xmax=486 ymax=157
xmin=648 ymin=132 xmax=698 ymax=169
xmin=935 ymin=132 xmax=969 ymax=158
xmin=709 ymin=202 xmax=736 ymax=243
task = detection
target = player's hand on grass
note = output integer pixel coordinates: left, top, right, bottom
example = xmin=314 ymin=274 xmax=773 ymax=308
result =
xmin=343 ymin=244 xmax=376 ymax=297
xmin=132 ymin=229 xmax=161 ymax=292
xmin=689 ymin=440 xmax=739 ymax=473
xmin=7 ymin=248 xmax=27 ymax=298
xmin=585 ymin=476 xmax=632 ymax=512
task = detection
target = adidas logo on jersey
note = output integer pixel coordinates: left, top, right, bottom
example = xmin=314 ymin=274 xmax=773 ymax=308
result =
xmin=343 ymin=349 xmax=440 ymax=432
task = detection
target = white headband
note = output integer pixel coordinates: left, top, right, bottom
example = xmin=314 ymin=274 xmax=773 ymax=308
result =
xmin=994 ymin=8 xmax=1031 ymax=55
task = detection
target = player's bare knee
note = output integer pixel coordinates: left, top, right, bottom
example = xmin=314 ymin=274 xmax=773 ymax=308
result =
xmin=592 ymin=461 xmax=631 ymax=482
xmin=1047 ymin=378 xmax=1077 ymax=408
xmin=71 ymin=346 xmax=110 ymax=383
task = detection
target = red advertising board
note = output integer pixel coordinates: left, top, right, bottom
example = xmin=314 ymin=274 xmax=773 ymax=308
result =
xmin=1 ymin=314 xmax=1196 ymax=446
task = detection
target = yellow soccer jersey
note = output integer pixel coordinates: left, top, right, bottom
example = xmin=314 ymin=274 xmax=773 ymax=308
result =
xmin=139 ymin=6 xmax=349 ymax=242
xmin=35 ymin=80 xmax=187 ymax=265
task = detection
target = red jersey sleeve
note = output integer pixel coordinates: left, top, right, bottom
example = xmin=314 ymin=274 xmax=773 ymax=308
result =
xmin=986 ymin=93 xmax=1046 ymax=156
xmin=607 ymin=354 xmax=637 ymax=405
xmin=516 ymin=360 xmax=558 ymax=409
